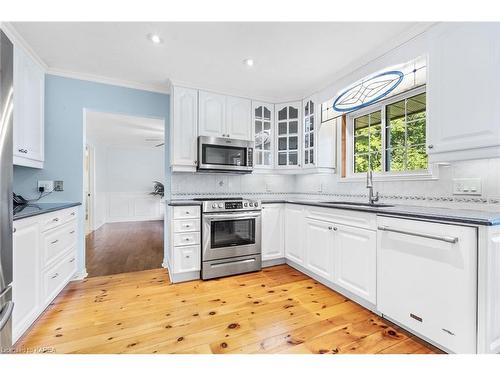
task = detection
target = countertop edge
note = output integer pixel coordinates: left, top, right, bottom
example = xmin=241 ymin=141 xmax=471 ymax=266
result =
xmin=13 ymin=202 xmax=82 ymax=221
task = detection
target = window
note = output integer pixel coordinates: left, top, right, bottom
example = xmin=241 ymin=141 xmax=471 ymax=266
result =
xmin=350 ymin=90 xmax=427 ymax=175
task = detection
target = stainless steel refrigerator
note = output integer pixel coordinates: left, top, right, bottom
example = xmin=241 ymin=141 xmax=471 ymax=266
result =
xmin=0 ymin=29 xmax=14 ymax=351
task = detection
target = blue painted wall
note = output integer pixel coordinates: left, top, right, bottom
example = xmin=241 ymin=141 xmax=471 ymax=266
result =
xmin=13 ymin=74 xmax=170 ymax=276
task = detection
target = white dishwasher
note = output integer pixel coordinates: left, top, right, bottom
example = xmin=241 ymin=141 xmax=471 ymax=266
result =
xmin=377 ymin=216 xmax=477 ymax=353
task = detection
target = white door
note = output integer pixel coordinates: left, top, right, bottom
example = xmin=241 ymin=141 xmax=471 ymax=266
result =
xmin=198 ymin=90 xmax=226 ymax=138
xmin=261 ymin=204 xmax=284 ymax=261
xmin=284 ymin=205 xmax=304 ymax=265
xmin=334 ymin=224 xmax=376 ymax=304
xmin=226 ymin=96 xmax=251 ymax=140
xmin=377 ymin=216 xmax=477 ymax=353
xmin=304 ymin=218 xmax=334 ymax=281
xmin=427 ymin=23 xmax=500 ymax=156
xmin=171 ymin=86 xmax=198 ymax=169
xmin=13 ymin=221 xmax=41 ymax=343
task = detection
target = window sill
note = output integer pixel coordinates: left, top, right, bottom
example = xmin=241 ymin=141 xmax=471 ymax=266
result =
xmin=339 ymin=168 xmax=439 ymax=183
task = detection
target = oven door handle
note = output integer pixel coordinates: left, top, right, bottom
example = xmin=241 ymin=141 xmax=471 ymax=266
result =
xmin=204 ymin=212 xmax=261 ymax=221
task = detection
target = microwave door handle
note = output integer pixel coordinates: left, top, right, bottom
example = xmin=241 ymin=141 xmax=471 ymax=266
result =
xmin=204 ymin=212 xmax=261 ymax=220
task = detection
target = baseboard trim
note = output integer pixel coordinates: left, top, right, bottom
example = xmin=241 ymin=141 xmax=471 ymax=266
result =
xmin=73 ymin=269 xmax=88 ymax=280
xmin=262 ymin=257 xmax=286 ymax=268
xmin=169 ymin=271 xmax=200 ymax=284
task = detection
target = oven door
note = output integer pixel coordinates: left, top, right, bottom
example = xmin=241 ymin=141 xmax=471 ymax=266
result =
xmin=198 ymin=136 xmax=253 ymax=172
xmin=202 ymin=211 xmax=261 ymax=261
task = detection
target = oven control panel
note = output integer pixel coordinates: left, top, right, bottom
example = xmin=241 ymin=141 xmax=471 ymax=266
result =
xmin=202 ymin=199 xmax=261 ymax=213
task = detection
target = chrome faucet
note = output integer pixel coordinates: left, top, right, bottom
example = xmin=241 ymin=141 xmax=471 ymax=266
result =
xmin=366 ymin=170 xmax=379 ymax=205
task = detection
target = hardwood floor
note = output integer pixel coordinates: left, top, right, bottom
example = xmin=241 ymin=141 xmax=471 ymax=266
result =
xmin=16 ymin=265 xmax=441 ymax=354
xmin=85 ymin=220 xmax=164 ymax=277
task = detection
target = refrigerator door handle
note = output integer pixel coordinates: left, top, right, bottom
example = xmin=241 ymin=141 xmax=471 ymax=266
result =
xmin=0 ymin=301 xmax=14 ymax=331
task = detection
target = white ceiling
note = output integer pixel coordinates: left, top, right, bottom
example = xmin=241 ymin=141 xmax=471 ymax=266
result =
xmin=11 ymin=22 xmax=431 ymax=101
xmin=86 ymin=111 xmax=164 ymax=148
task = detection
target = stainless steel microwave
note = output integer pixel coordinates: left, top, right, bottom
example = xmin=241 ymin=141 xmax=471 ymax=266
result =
xmin=198 ymin=136 xmax=254 ymax=173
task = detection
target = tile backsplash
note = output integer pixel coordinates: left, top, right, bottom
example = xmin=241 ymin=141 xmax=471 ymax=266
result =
xmin=171 ymin=158 xmax=500 ymax=210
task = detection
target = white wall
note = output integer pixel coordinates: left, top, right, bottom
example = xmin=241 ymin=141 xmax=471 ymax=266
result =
xmin=91 ymin=143 xmax=165 ymax=228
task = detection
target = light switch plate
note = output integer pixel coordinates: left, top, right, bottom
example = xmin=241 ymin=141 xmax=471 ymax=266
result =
xmin=453 ymin=178 xmax=482 ymax=196
xmin=54 ymin=180 xmax=64 ymax=192
xmin=37 ymin=180 xmax=54 ymax=193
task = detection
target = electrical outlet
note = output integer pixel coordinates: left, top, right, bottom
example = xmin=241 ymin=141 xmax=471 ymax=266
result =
xmin=54 ymin=180 xmax=64 ymax=192
xmin=37 ymin=180 xmax=54 ymax=193
xmin=453 ymin=178 xmax=482 ymax=196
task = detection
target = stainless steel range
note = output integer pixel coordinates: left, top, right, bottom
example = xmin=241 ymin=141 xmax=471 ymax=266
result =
xmin=197 ymin=197 xmax=261 ymax=280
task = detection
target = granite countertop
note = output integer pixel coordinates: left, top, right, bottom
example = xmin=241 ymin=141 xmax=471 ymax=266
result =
xmin=13 ymin=202 xmax=82 ymax=221
xmin=262 ymin=199 xmax=500 ymax=226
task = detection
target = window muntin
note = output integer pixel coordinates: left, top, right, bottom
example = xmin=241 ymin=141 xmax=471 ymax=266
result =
xmin=254 ymin=105 xmax=272 ymax=167
xmin=351 ymin=91 xmax=427 ymax=175
xmin=277 ymin=105 xmax=300 ymax=166
xmin=303 ymin=100 xmax=315 ymax=166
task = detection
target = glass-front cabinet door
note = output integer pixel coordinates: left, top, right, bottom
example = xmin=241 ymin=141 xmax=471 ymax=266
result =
xmin=275 ymin=102 xmax=301 ymax=168
xmin=303 ymin=98 xmax=316 ymax=167
xmin=252 ymin=102 xmax=274 ymax=168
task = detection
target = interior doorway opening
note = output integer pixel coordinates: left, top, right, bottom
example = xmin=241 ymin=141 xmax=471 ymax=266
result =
xmin=83 ymin=110 xmax=165 ymax=277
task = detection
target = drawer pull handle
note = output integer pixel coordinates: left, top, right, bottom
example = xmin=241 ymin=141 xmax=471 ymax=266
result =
xmin=70 ymin=212 xmax=76 ymax=216
xmin=185 ymin=211 xmax=190 ymax=215
xmin=51 ymin=273 xmax=59 ymax=279
xmin=51 ymin=240 xmax=59 ymax=244
xmin=70 ymin=230 xmax=75 ymax=234
xmin=70 ymin=258 xmax=76 ymax=263
xmin=13 ymin=228 xmax=16 ymax=233
xmin=52 ymin=218 xmax=59 ymax=222
xmin=186 ymin=255 xmax=190 ymax=259
xmin=377 ymin=226 xmax=459 ymax=244
xmin=185 ymin=224 xmax=190 ymax=227
xmin=442 ymin=328 xmax=455 ymax=336
xmin=410 ymin=313 xmax=423 ymax=322
xmin=184 ymin=238 xmax=190 ymax=241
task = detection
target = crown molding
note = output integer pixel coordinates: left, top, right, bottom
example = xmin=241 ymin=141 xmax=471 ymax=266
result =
xmin=47 ymin=68 xmax=170 ymax=94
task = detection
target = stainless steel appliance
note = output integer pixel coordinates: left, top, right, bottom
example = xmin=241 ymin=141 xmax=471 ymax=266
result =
xmin=198 ymin=136 xmax=254 ymax=173
xmin=199 ymin=198 xmax=261 ymax=279
xmin=0 ymin=29 xmax=14 ymax=351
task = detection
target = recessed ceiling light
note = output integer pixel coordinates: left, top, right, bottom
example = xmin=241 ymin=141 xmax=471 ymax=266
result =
xmin=148 ymin=33 xmax=162 ymax=44
xmin=243 ymin=58 xmax=254 ymax=67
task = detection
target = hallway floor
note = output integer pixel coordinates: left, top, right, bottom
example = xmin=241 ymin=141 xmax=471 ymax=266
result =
xmin=85 ymin=220 xmax=164 ymax=277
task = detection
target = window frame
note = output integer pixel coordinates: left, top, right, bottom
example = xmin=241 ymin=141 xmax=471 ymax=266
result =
xmin=343 ymin=85 xmax=437 ymax=182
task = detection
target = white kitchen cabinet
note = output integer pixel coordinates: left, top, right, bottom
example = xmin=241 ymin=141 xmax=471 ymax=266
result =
xmin=198 ymin=90 xmax=226 ymax=138
xmin=377 ymin=216 xmax=477 ymax=353
xmin=261 ymin=204 xmax=284 ymax=261
xmin=275 ymin=102 xmax=301 ymax=169
xmin=302 ymin=98 xmax=316 ymax=168
xmin=12 ymin=218 xmax=40 ymax=343
xmin=173 ymin=245 xmax=200 ymax=274
xmin=304 ymin=218 xmax=334 ymax=281
xmin=252 ymin=102 xmax=274 ymax=169
xmin=226 ymin=96 xmax=251 ymax=140
xmin=284 ymin=205 xmax=304 ymax=265
xmin=334 ymin=224 xmax=376 ymax=304
xmin=170 ymin=86 xmax=198 ymax=172
xmin=427 ymin=23 xmax=500 ymax=162
xmin=12 ymin=206 xmax=79 ymax=343
xmin=13 ymin=45 xmax=45 ymax=169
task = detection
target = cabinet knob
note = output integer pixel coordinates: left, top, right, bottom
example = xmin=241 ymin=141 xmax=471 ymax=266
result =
xmin=333 ymin=227 xmax=338 ymax=231
xmin=70 ymin=258 xmax=75 ymax=263
xmin=51 ymin=239 xmax=59 ymax=244
xmin=51 ymin=273 xmax=59 ymax=279
xmin=194 ymin=160 xmax=197 ymax=165
xmin=428 ymin=144 xmax=434 ymax=149
xmin=186 ymin=255 xmax=190 ymax=259
xmin=13 ymin=227 xmax=16 ymax=233
xmin=53 ymin=218 xmax=59 ymax=222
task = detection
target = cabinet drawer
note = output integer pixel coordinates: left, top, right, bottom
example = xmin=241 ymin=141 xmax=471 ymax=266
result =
xmin=173 ymin=219 xmax=200 ymax=233
xmin=173 ymin=206 xmax=200 ymax=220
xmin=42 ymin=222 xmax=77 ymax=267
xmin=41 ymin=208 xmax=78 ymax=232
xmin=173 ymin=245 xmax=201 ymax=273
xmin=42 ymin=250 xmax=77 ymax=306
xmin=173 ymin=232 xmax=200 ymax=247
xmin=305 ymin=205 xmax=376 ymax=230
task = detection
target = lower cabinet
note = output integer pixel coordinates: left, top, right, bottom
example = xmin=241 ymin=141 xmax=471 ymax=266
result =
xmin=333 ymin=224 xmax=376 ymax=304
xmin=13 ymin=207 xmax=79 ymax=343
xmin=173 ymin=245 xmax=200 ymax=274
xmin=304 ymin=218 xmax=335 ymax=281
xmin=284 ymin=205 xmax=305 ymax=265
xmin=261 ymin=204 xmax=284 ymax=261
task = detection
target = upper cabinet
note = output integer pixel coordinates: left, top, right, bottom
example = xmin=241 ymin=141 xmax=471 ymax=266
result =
xmin=427 ymin=23 xmax=500 ymax=162
xmin=275 ymin=102 xmax=301 ymax=168
xmin=198 ymin=90 xmax=252 ymax=141
xmin=170 ymin=86 xmax=198 ymax=172
xmin=13 ymin=46 xmax=45 ymax=169
xmin=302 ymin=98 xmax=316 ymax=168
xmin=252 ymin=101 xmax=274 ymax=169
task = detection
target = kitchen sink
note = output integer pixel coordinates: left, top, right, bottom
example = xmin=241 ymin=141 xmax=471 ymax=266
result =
xmin=321 ymin=201 xmax=394 ymax=208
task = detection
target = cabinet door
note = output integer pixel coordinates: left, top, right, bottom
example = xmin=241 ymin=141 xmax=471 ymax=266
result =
xmin=302 ymin=98 xmax=316 ymax=168
xmin=275 ymin=102 xmax=301 ymax=168
xmin=198 ymin=90 xmax=226 ymax=138
xmin=173 ymin=245 xmax=201 ymax=273
xmin=284 ymin=205 xmax=304 ymax=265
xmin=334 ymin=224 xmax=376 ymax=304
xmin=13 ymin=221 xmax=41 ymax=342
xmin=226 ymin=96 xmax=251 ymax=140
xmin=13 ymin=46 xmax=44 ymax=166
xmin=261 ymin=204 xmax=284 ymax=260
xmin=304 ymin=218 xmax=334 ymax=281
xmin=427 ymin=24 xmax=500 ymax=157
xmin=171 ymin=86 xmax=198 ymax=170
xmin=253 ymin=102 xmax=274 ymax=168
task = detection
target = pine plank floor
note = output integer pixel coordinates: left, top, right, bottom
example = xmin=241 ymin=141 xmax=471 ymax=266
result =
xmin=15 ymin=265 xmax=441 ymax=354
xmin=85 ymin=220 xmax=164 ymax=277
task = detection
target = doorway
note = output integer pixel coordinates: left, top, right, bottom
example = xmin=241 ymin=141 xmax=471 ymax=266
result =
xmin=83 ymin=110 xmax=165 ymax=277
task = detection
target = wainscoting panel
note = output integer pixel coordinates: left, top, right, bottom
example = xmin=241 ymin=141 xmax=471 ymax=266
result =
xmin=106 ymin=192 xmax=164 ymax=223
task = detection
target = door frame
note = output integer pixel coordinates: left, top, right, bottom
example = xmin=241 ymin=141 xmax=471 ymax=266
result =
xmin=84 ymin=143 xmax=95 ymax=235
